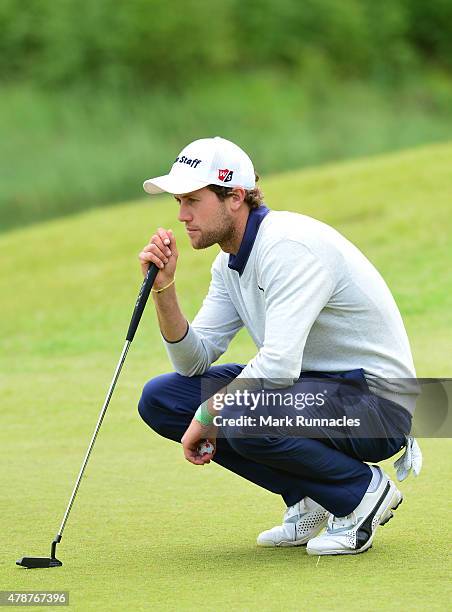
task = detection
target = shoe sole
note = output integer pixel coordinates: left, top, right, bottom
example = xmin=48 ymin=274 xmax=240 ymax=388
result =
xmin=307 ymin=480 xmax=403 ymax=556
xmin=379 ymin=491 xmax=403 ymax=526
xmin=257 ymin=516 xmax=329 ymax=548
xmin=257 ymin=539 xmax=308 ymax=548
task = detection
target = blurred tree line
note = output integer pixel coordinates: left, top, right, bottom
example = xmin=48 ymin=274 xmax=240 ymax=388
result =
xmin=1 ymin=0 xmax=452 ymax=233
xmin=1 ymin=0 xmax=451 ymax=89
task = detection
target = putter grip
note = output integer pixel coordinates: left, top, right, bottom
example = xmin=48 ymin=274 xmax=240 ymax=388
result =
xmin=126 ymin=264 xmax=159 ymax=342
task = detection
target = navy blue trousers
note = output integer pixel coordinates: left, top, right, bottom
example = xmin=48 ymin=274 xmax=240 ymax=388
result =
xmin=138 ymin=364 xmax=411 ymax=516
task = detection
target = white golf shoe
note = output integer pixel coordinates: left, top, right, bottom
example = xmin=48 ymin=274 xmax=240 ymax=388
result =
xmin=306 ymin=466 xmax=403 ymax=556
xmin=257 ymin=497 xmax=329 ymax=547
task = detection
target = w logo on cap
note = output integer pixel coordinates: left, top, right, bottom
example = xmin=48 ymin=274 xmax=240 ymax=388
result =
xmin=218 ymin=169 xmax=234 ymax=183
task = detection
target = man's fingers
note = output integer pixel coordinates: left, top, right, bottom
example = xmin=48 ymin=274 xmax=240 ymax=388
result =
xmin=183 ymin=445 xmax=214 ymax=465
xmin=182 ymin=440 xmax=212 ymax=466
xmin=138 ymin=227 xmax=178 ymax=279
xmin=144 ymin=228 xmax=177 ymax=258
xmin=146 ymin=233 xmax=172 ymax=258
xmin=145 ymin=243 xmax=168 ymax=261
xmin=167 ymin=229 xmax=178 ymax=256
xmin=184 ymin=449 xmax=204 ymax=465
xmin=157 ymin=227 xmax=171 ymax=257
xmin=139 ymin=245 xmax=168 ymax=269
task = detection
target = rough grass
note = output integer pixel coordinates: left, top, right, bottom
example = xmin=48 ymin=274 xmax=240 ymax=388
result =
xmin=1 ymin=143 xmax=451 ymax=610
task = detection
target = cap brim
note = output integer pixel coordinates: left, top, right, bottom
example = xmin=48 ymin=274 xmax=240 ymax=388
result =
xmin=143 ymin=174 xmax=210 ymax=196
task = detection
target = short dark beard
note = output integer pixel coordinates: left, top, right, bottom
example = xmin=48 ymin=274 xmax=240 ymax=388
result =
xmin=193 ymin=204 xmax=237 ymax=252
xmin=193 ymin=222 xmax=236 ymax=251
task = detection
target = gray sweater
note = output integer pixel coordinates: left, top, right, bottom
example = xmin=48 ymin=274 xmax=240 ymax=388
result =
xmin=164 ymin=210 xmax=417 ymax=413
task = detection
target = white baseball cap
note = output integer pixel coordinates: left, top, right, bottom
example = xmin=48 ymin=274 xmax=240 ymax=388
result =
xmin=143 ymin=136 xmax=255 ymax=195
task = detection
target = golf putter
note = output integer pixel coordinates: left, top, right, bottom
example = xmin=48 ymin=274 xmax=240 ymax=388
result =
xmin=17 ymin=262 xmax=159 ymax=568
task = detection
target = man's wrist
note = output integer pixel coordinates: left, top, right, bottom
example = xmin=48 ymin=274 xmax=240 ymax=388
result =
xmin=152 ymin=277 xmax=176 ymax=294
xmin=194 ymin=400 xmax=215 ymax=426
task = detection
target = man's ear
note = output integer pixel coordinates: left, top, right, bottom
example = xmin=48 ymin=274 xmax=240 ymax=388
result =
xmin=229 ymin=188 xmax=246 ymax=211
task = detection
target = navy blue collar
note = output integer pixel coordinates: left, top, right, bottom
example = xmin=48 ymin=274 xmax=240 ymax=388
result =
xmin=228 ymin=205 xmax=270 ymax=276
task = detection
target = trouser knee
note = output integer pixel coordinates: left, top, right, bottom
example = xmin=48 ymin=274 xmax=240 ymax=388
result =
xmin=138 ymin=375 xmax=174 ymax=439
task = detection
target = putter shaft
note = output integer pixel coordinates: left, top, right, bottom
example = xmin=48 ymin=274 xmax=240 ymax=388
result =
xmin=57 ymin=339 xmax=131 ymax=537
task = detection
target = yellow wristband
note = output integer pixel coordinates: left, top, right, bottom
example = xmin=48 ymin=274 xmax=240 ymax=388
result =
xmin=151 ymin=276 xmax=175 ymax=294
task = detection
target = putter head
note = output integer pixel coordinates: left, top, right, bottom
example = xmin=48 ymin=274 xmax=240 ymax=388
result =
xmin=16 ymin=557 xmax=62 ymax=569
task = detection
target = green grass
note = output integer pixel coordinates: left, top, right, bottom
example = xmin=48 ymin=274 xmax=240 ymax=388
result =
xmin=2 ymin=71 xmax=452 ymax=232
xmin=1 ymin=143 xmax=451 ymax=610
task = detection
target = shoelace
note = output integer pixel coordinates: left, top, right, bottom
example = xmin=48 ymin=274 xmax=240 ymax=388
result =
xmin=327 ymin=511 xmax=357 ymax=532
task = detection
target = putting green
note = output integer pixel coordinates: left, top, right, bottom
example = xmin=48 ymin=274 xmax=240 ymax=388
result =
xmin=1 ymin=143 xmax=451 ymax=610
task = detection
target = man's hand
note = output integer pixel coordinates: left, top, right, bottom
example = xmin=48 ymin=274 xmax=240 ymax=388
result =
xmin=181 ymin=419 xmax=217 ymax=465
xmin=139 ymin=228 xmax=178 ymax=289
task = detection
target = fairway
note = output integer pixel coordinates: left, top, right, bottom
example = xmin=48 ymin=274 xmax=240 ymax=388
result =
xmin=1 ymin=143 xmax=451 ymax=610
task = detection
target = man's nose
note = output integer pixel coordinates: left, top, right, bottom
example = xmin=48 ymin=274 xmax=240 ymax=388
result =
xmin=178 ymin=203 xmax=193 ymax=223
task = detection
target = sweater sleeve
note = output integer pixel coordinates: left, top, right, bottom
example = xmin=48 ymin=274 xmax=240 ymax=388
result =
xmin=236 ymin=239 xmax=335 ymax=386
xmin=163 ymin=255 xmax=244 ymax=376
